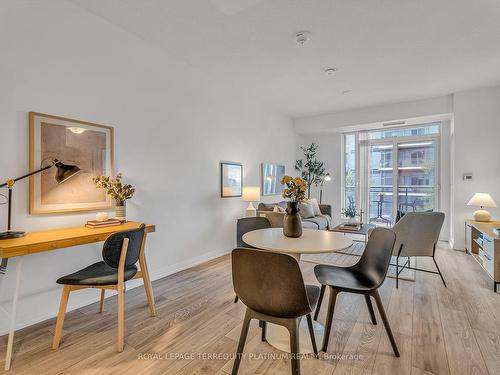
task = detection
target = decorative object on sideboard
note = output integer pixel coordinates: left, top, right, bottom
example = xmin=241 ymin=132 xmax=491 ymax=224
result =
xmin=281 ymin=175 xmax=307 ymax=238
xmin=467 ymin=193 xmax=498 ymax=222
xmin=29 ymin=112 xmax=114 ymax=214
xmin=242 ymin=186 xmax=260 ymax=217
xmin=295 ymin=142 xmax=326 ymax=199
xmin=319 ymin=172 xmax=331 ymax=204
xmin=261 ymin=162 xmax=285 ymax=196
xmin=93 ymin=173 xmax=135 ymax=220
xmin=0 ymin=158 xmax=80 ymax=240
xmin=95 ymin=212 xmax=109 ymax=222
xmin=220 ymin=161 xmax=242 ymax=198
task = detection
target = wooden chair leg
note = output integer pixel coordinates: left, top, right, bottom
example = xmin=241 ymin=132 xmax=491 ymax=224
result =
xmin=313 ymin=284 xmax=326 ymax=321
xmin=99 ymin=289 xmax=105 ymax=313
xmin=364 ymin=295 xmax=377 ymax=325
xmin=117 ymin=287 xmax=125 ymax=352
xmin=52 ymin=285 xmax=71 ymax=350
xmin=321 ymin=287 xmax=339 ymax=352
xmin=140 ymin=256 xmax=156 ymax=317
xmin=231 ymin=309 xmax=252 ymax=375
xmin=289 ymin=319 xmax=301 ymax=375
xmin=234 ymin=295 xmax=239 ymax=303
xmin=372 ymin=290 xmax=399 ymax=357
xmin=306 ymin=314 xmax=318 ymax=357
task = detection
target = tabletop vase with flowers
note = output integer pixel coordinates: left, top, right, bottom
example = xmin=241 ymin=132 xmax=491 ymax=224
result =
xmin=92 ymin=173 xmax=135 ymax=220
xmin=280 ymin=175 xmax=308 ymax=238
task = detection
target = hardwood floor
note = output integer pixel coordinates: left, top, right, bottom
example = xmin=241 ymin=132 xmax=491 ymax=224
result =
xmin=1 ymin=243 xmax=499 ymax=374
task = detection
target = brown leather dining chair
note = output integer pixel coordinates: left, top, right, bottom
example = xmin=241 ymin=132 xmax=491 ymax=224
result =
xmin=313 ymin=227 xmax=400 ymax=357
xmin=233 ymin=217 xmax=271 ymax=303
xmin=231 ymin=248 xmax=320 ymax=375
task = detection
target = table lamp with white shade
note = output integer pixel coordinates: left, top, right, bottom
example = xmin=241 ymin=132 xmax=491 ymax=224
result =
xmin=467 ymin=193 xmax=498 ymax=222
xmin=242 ymin=186 xmax=260 ymax=217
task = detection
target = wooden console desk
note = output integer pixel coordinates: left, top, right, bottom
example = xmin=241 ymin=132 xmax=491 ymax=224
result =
xmin=465 ymin=220 xmax=500 ymax=292
xmin=0 ymin=221 xmax=155 ymax=370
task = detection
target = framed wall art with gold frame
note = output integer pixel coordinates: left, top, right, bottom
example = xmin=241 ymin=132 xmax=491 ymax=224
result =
xmin=29 ymin=112 xmax=114 ymax=214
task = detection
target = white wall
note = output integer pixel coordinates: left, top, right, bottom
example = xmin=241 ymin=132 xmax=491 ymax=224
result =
xmin=295 ymin=95 xmax=453 ymax=134
xmin=451 ymin=85 xmax=500 ymax=249
xmin=0 ymin=0 xmax=297 ymax=333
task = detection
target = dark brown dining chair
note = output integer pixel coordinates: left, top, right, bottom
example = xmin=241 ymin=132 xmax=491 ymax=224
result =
xmin=52 ymin=224 xmax=155 ymax=352
xmin=231 ymin=248 xmax=319 ymax=375
xmin=233 ymin=217 xmax=271 ymax=303
xmin=313 ymin=227 xmax=399 ymax=357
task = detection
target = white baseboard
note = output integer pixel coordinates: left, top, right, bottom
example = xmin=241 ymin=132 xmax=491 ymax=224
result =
xmin=0 ymin=248 xmax=231 ymax=336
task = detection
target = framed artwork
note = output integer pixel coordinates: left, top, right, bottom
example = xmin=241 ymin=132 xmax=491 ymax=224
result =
xmin=220 ymin=162 xmax=242 ymax=198
xmin=261 ymin=162 xmax=285 ymax=196
xmin=29 ymin=112 xmax=114 ymax=214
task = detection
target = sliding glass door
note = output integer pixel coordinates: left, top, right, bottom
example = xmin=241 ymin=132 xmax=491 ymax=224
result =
xmin=368 ymin=143 xmax=394 ymax=224
xmin=361 ymin=129 xmax=439 ymax=225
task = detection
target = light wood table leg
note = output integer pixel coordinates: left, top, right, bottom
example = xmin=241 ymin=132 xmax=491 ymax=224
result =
xmin=5 ymin=257 xmax=23 ymax=371
xmin=139 ymin=234 xmax=155 ymax=317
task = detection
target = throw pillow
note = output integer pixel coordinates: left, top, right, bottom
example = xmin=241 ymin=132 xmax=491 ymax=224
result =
xmin=272 ymin=205 xmax=286 ymax=213
xmin=307 ymin=198 xmax=322 ymax=216
xmin=299 ymin=202 xmax=315 ymax=219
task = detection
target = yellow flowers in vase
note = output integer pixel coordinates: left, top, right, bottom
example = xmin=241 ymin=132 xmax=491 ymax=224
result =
xmin=281 ymin=176 xmax=308 ymax=202
xmin=92 ymin=173 xmax=135 ymax=220
xmin=280 ymin=176 xmax=308 ymax=238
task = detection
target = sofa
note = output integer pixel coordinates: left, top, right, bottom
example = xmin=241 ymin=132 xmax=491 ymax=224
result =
xmin=257 ymin=201 xmax=332 ymax=230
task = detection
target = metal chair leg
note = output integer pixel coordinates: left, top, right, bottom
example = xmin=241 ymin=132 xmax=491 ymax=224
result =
xmin=306 ymin=314 xmax=318 ymax=357
xmin=396 ymin=255 xmax=399 ymax=289
xmin=321 ymin=287 xmax=339 ymax=352
xmin=261 ymin=321 xmax=267 ymax=342
xmin=372 ymin=290 xmax=399 ymax=357
xmin=314 ymin=284 xmax=326 ymax=321
xmin=364 ymin=295 xmax=377 ymax=325
xmin=231 ymin=309 xmax=252 ymax=375
xmin=432 ymin=256 xmax=447 ymax=288
xmin=234 ymin=295 xmax=239 ymax=303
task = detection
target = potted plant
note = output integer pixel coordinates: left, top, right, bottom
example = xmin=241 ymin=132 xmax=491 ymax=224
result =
xmin=92 ymin=173 xmax=135 ymax=220
xmin=295 ymin=142 xmax=326 ymax=199
xmin=342 ymin=197 xmax=359 ymax=224
xmin=281 ymin=176 xmax=308 ymax=237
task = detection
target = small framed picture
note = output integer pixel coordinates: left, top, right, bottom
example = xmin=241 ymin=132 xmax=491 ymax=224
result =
xmin=220 ymin=162 xmax=242 ymax=198
xmin=261 ymin=162 xmax=285 ymax=196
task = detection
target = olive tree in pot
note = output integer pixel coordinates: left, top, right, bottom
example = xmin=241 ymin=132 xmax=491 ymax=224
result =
xmin=295 ymin=142 xmax=326 ymax=199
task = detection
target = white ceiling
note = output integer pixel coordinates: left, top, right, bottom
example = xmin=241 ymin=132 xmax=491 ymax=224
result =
xmin=70 ymin=0 xmax=500 ymax=118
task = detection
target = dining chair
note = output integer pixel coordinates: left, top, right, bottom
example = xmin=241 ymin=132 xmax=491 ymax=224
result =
xmin=391 ymin=211 xmax=446 ymax=288
xmin=233 ymin=217 xmax=271 ymax=303
xmin=51 ymin=224 xmax=155 ymax=352
xmin=231 ymin=248 xmax=319 ymax=375
xmin=313 ymin=227 xmax=399 ymax=356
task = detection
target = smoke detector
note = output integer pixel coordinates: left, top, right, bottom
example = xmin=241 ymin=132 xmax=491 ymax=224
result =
xmin=324 ymin=67 xmax=337 ymax=76
xmin=295 ymin=31 xmax=311 ymax=45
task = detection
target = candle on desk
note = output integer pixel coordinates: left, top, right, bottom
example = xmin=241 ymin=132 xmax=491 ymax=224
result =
xmin=95 ymin=212 xmax=109 ymax=222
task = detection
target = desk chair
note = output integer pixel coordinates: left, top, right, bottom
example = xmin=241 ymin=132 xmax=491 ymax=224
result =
xmin=51 ymin=224 xmax=155 ymax=352
xmin=313 ymin=228 xmax=399 ymax=356
xmin=231 ymin=248 xmax=319 ymax=375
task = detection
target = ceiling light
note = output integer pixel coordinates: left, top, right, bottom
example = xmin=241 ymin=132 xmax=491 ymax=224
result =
xmin=342 ymin=90 xmax=352 ymax=94
xmin=324 ymin=67 xmax=337 ymax=76
xmin=295 ymin=31 xmax=311 ymax=45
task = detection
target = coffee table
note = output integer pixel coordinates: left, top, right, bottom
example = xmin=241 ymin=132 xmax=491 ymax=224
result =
xmin=330 ymin=223 xmax=376 ymax=245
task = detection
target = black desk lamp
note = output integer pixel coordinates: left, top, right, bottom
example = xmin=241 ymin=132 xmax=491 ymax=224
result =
xmin=0 ymin=159 xmax=80 ymax=240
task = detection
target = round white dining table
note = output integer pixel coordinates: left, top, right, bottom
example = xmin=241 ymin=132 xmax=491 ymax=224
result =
xmin=241 ymin=228 xmax=353 ymax=354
